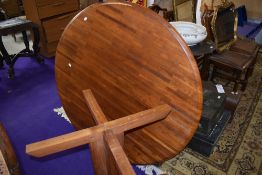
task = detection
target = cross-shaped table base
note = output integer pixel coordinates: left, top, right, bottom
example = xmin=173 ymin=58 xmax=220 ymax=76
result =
xmin=26 ymin=89 xmax=172 ymax=175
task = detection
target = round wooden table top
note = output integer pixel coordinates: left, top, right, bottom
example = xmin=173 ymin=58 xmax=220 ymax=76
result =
xmin=55 ymin=2 xmax=203 ymax=164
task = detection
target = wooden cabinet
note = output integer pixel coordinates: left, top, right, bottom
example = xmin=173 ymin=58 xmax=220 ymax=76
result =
xmin=22 ymin=0 xmax=80 ymax=57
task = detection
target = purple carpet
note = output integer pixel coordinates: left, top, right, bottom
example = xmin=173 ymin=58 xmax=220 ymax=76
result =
xmin=237 ymin=21 xmax=262 ymax=39
xmin=0 ymin=57 xmax=146 ymax=175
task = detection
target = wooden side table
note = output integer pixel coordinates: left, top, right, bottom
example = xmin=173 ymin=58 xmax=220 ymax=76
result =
xmin=190 ymin=40 xmax=215 ymax=79
xmin=0 ymin=17 xmax=42 ymax=78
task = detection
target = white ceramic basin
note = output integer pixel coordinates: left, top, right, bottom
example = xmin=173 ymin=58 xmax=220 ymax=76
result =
xmin=169 ymin=21 xmax=207 ymax=46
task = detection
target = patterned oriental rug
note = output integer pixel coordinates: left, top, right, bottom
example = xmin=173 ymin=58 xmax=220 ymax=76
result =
xmin=160 ymin=57 xmax=262 ymax=175
xmin=0 ymin=51 xmax=261 ymax=175
xmin=54 ymin=56 xmax=262 ymax=175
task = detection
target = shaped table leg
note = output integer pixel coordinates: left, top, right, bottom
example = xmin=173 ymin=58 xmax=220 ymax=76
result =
xmin=0 ymin=54 xmax=3 ymax=68
xmin=22 ymin=30 xmax=30 ymax=52
xmin=32 ymin=25 xmax=43 ymax=63
xmin=0 ymin=36 xmax=14 ymax=78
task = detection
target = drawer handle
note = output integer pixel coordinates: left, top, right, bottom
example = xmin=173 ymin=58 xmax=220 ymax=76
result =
xmin=56 ymin=14 xmax=71 ymax=20
xmin=52 ymin=2 xmax=65 ymax=7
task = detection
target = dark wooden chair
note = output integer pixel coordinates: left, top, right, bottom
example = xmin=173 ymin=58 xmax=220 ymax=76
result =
xmin=206 ymin=2 xmax=259 ymax=92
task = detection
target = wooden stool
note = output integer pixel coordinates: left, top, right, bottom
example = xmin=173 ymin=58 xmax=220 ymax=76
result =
xmin=0 ymin=17 xmax=42 ymax=78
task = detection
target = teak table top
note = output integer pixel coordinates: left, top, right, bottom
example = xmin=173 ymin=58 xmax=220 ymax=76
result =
xmin=55 ymin=2 xmax=202 ymax=164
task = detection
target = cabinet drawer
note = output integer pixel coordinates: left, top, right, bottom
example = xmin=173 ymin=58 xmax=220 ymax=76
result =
xmin=47 ymin=41 xmax=59 ymax=54
xmin=36 ymin=0 xmax=61 ymax=7
xmin=43 ymin=12 xmax=76 ymax=43
xmin=37 ymin=0 xmax=79 ymax=19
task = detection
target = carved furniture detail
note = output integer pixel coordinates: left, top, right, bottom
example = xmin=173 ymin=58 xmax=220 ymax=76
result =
xmin=206 ymin=2 xmax=259 ymax=92
xmin=210 ymin=1 xmax=237 ymax=52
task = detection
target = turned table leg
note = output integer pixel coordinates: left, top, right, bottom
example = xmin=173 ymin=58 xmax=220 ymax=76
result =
xmin=0 ymin=36 xmax=14 ymax=78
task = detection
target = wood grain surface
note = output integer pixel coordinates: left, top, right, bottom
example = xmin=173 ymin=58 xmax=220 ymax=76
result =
xmin=0 ymin=124 xmax=21 ymax=175
xmin=55 ymin=2 xmax=203 ymax=164
xmin=26 ymin=104 xmax=171 ymax=158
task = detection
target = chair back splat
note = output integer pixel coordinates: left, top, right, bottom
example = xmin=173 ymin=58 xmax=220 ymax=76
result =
xmin=211 ymin=2 xmax=237 ymax=52
xmin=206 ymin=1 xmax=259 ymax=92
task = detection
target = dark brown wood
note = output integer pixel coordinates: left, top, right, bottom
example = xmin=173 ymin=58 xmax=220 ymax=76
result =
xmin=190 ymin=41 xmax=215 ymax=58
xmin=206 ymin=2 xmax=259 ymax=92
xmin=208 ymin=51 xmax=253 ymax=92
xmin=189 ymin=40 xmax=215 ymax=78
xmin=211 ymin=2 xmax=237 ymax=52
xmin=0 ymin=0 xmax=20 ymax=18
xmin=55 ymin=2 xmax=202 ymax=164
xmin=0 ymin=123 xmax=21 ymax=175
xmin=36 ymin=0 xmax=66 ymax=7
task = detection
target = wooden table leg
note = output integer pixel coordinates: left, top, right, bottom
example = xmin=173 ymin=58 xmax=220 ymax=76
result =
xmin=201 ymin=55 xmax=210 ymax=81
xmin=0 ymin=54 xmax=3 ymax=68
xmin=31 ymin=25 xmax=42 ymax=62
xmin=90 ymin=135 xmax=109 ymax=175
xmin=83 ymin=89 xmax=125 ymax=174
xmin=22 ymin=30 xmax=30 ymax=52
